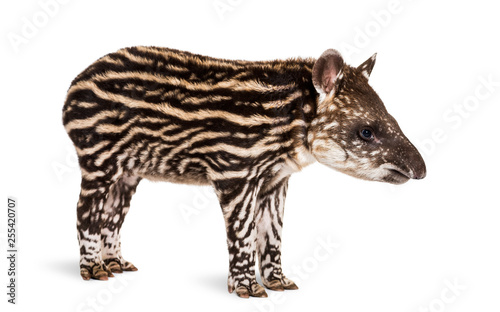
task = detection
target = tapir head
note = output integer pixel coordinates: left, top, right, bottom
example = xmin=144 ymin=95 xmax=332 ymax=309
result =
xmin=308 ymin=49 xmax=426 ymax=184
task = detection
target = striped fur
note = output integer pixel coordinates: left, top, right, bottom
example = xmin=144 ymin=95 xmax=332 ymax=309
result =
xmin=62 ymin=46 xmax=425 ymax=298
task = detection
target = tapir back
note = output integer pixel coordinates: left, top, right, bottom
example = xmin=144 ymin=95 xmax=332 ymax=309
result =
xmin=62 ymin=46 xmax=317 ymax=185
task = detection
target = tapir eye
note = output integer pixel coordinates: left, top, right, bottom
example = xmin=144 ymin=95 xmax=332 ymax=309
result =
xmin=359 ymin=128 xmax=374 ymax=141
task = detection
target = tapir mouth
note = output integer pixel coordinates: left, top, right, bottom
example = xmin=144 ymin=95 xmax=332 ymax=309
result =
xmin=380 ymin=164 xmax=411 ymax=185
xmin=385 ymin=168 xmax=411 ymax=184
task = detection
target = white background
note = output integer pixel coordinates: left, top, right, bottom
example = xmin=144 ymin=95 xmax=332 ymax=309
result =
xmin=1 ymin=0 xmax=499 ymax=311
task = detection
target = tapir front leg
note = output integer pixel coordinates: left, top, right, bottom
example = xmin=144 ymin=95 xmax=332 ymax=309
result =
xmin=256 ymin=178 xmax=298 ymax=291
xmin=213 ymin=179 xmax=268 ymax=298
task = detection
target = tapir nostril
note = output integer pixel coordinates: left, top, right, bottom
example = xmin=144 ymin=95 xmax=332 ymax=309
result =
xmin=411 ymin=163 xmax=426 ymax=180
xmin=407 ymin=147 xmax=427 ymax=180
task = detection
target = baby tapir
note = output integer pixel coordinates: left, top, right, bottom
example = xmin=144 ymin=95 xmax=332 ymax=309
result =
xmin=62 ymin=47 xmax=426 ymax=298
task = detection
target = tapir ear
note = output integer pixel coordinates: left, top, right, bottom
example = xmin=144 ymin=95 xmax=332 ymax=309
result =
xmin=312 ymin=49 xmax=344 ymax=94
xmin=357 ymin=53 xmax=377 ymax=80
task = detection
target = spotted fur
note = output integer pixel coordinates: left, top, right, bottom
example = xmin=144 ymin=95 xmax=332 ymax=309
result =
xmin=62 ymin=47 xmax=425 ymax=298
